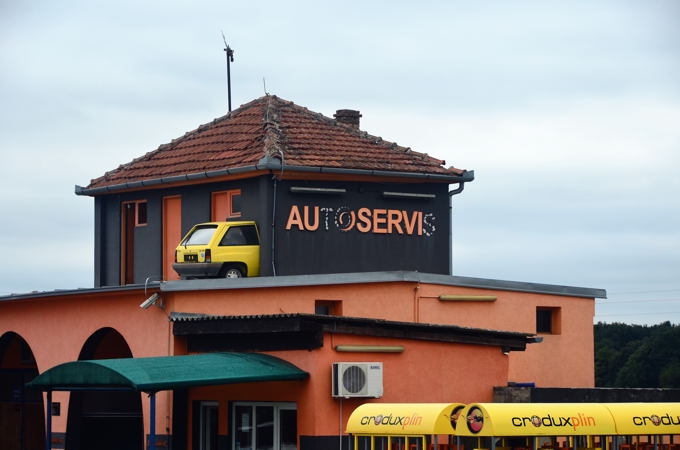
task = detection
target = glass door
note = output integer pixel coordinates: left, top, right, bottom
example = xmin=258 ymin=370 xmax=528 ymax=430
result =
xmin=233 ymin=402 xmax=297 ymax=450
xmin=199 ymin=401 xmax=219 ymax=450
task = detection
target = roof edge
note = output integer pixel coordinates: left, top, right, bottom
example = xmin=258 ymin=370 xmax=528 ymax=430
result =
xmin=75 ymin=164 xmax=473 ymax=196
xmin=169 ymin=312 xmax=536 ymax=351
xmin=161 ymin=271 xmax=606 ymax=299
xmin=0 ymin=272 xmax=605 ymax=302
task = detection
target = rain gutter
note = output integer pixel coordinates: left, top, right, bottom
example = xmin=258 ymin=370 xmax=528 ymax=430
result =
xmin=74 ymin=160 xmax=475 ymax=196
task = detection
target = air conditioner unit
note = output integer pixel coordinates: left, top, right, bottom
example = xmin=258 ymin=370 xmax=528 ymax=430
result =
xmin=332 ymin=362 xmax=383 ymax=398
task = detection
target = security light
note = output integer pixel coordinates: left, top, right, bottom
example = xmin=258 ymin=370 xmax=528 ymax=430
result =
xmin=140 ymin=293 xmax=161 ymax=310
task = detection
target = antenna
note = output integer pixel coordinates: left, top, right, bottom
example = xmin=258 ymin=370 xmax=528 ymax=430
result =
xmin=221 ymin=31 xmax=234 ymax=112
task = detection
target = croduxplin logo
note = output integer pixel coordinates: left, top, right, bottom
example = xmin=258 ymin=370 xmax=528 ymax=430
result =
xmin=466 ymin=407 xmax=484 ymax=433
xmin=360 ymin=413 xmax=424 ymax=429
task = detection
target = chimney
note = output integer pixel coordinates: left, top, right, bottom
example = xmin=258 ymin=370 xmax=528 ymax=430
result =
xmin=334 ymin=109 xmax=362 ymax=130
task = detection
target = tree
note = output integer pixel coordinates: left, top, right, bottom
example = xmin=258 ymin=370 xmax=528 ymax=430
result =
xmin=595 ymin=321 xmax=680 ymax=388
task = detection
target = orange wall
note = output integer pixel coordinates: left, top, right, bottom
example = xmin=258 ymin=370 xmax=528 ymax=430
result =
xmin=0 ymin=289 xmax=171 ymax=436
xmin=167 ymin=279 xmax=595 ymax=387
xmin=0 ymin=277 xmax=596 ymax=440
xmin=415 ymin=284 xmax=596 ymax=387
xmin=186 ymin=333 xmax=508 ymax=443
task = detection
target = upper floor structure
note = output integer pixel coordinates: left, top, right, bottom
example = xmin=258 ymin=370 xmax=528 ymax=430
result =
xmin=75 ymin=95 xmax=474 ymax=286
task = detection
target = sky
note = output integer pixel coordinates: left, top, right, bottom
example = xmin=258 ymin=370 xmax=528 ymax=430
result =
xmin=1 ymin=1 xmax=678 ymax=325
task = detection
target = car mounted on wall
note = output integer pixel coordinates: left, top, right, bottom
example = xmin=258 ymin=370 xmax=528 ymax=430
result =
xmin=173 ymin=221 xmax=261 ymax=279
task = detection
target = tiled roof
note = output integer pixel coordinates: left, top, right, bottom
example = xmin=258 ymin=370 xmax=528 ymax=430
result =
xmin=78 ymin=95 xmax=472 ymax=195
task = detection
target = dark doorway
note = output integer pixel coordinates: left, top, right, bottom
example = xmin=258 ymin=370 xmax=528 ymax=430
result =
xmin=65 ymin=328 xmax=143 ymax=450
xmin=122 ymin=202 xmax=136 ymax=284
xmin=0 ymin=332 xmax=45 ymax=450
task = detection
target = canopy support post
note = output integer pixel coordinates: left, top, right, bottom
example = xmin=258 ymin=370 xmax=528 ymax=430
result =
xmin=45 ymin=390 xmax=52 ymax=450
xmin=149 ymin=391 xmax=156 ymax=450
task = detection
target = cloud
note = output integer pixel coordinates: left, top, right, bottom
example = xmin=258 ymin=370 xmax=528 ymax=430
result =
xmin=0 ymin=0 xmax=678 ymax=324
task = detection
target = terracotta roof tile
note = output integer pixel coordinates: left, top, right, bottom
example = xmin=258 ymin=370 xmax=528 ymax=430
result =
xmin=82 ymin=95 xmax=470 ymax=193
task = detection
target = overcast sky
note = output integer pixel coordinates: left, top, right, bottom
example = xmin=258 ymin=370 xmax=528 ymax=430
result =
xmin=1 ymin=1 xmax=678 ymax=325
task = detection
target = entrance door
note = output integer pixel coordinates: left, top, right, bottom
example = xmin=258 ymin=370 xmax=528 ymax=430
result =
xmin=198 ymin=401 xmax=219 ymax=450
xmin=232 ymin=402 xmax=297 ymax=450
xmin=163 ymin=196 xmax=182 ymax=280
xmin=121 ymin=202 xmax=136 ymax=284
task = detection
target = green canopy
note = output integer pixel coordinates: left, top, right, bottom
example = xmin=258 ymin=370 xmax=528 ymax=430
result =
xmin=27 ymin=352 xmax=308 ymax=392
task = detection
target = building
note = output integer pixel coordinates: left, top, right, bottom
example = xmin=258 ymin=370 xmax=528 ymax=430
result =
xmin=0 ymin=96 xmax=605 ymax=450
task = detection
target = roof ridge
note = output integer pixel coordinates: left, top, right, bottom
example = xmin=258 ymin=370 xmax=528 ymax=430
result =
xmin=336 ymin=122 xmax=446 ymax=165
xmin=92 ymin=97 xmax=274 ymax=183
xmin=261 ymin=95 xmax=285 ymax=162
xmin=149 ymin=95 xmax=275 ymax=154
xmin=296 ymin=103 xmax=447 ymax=166
xmin=81 ymin=94 xmax=470 ymax=193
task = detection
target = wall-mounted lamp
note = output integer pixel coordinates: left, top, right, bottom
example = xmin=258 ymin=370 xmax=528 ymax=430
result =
xmin=382 ymin=191 xmax=436 ymax=199
xmin=501 ymin=346 xmax=511 ymax=355
xmin=438 ymin=295 xmax=497 ymax=302
xmin=335 ymin=345 xmax=404 ymax=353
xmin=140 ymin=292 xmax=162 ymax=310
xmin=290 ymin=187 xmax=346 ymax=195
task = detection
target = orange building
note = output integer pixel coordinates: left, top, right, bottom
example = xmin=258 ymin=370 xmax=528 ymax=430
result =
xmin=0 ymin=96 xmax=605 ymax=450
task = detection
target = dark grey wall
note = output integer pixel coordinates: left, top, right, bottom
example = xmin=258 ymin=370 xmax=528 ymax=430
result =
xmin=96 ymin=191 xmax=163 ymax=287
xmin=271 ymin=180 xmax=451 ymax=276
xmin=95 ymin=195 xmax=121 ymax=287
xmin=92 ymin=176 xmax=453 ymax=286
xmin=133 ymin=198 xmax=162 ymax=283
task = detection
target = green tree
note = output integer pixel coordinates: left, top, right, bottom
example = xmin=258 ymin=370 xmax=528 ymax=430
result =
xmin=595 ymin=321 xmax=680 ymax=388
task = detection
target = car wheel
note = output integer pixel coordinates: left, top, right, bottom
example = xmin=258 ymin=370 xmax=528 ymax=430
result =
xmin=224 ymin=267 xmax=243 ymax=278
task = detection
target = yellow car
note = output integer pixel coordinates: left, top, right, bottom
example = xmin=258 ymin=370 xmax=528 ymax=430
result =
xmin=173 ymin=221 xmax=260 ymax=278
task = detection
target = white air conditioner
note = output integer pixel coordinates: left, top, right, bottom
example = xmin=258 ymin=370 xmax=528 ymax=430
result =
xmin=332 ymin=362 xmax=383 ymax=398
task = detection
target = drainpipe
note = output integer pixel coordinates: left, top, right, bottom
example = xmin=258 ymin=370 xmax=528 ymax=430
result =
xmin=449 ymin=180 xmax=468 ymax=275
xmin=271 ymin=177 xmax=278 ymax=276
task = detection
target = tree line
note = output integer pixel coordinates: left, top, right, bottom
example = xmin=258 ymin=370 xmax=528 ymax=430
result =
xmin=594 ymin=321 xmax=680 ymax=388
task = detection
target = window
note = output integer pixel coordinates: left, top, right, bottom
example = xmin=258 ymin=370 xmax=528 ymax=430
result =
xmin=219 ymin=225 xmax=259 ymax=246
xmin=232 ymin=402 xmax=297 ymax=450
xmin=136 ymin=201 xmax=147 ymax=225
xmin=183 ymin=225 xmax=219 ymax=246
xmin=123 ymin=200 xmax=148 ymax=226
xmin=212 ymin=189 xmax=242 ymax=221
xmin=536 ymin=307 xmax=561 ymax=334
xmin=315 ymin=300 xmax=342 ymax=316
xmin=222 ymin=227 xmax=246 ymax=246
xmin=231 ymin=192 xmax=242 ymax=215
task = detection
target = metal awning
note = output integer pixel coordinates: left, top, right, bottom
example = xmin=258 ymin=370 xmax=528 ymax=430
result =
xmin=27 ymin=352 xmax=308 ymax=450
xmin=27 ymin=352 xmax=308 ymax=392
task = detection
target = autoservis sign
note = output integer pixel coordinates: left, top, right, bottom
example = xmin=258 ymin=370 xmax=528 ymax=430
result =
xmin=284 ymin=204 xmax=437 ymax=237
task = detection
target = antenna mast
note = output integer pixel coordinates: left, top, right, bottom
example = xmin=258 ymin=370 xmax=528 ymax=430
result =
xmin=221 ymin=32 xmax=234 ymax=112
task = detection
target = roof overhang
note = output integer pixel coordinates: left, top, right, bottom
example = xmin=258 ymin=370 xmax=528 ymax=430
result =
xmin=75 ymin=162 xmax=474 ymax=196
xmin=26 ymin=352 xmax=308 ymax=392
xmin=170 ymin=313 xmax=536 ymax=353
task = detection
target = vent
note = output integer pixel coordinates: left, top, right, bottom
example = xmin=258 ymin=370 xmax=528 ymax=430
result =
xmin=332 ymin=362 xmax=383 ymax=398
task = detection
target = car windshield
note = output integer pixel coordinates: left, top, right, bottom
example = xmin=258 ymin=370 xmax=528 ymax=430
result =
xmin=182 ymin=225 xmax=218 ymax=245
